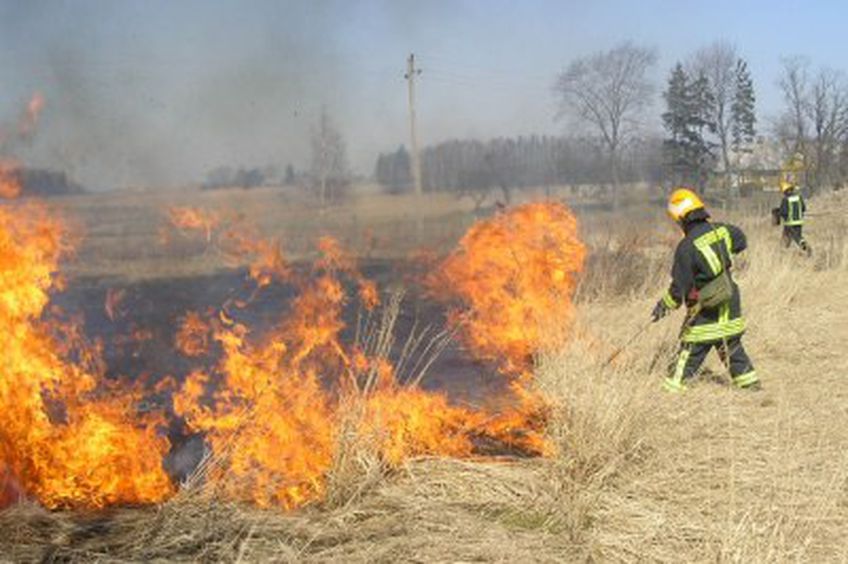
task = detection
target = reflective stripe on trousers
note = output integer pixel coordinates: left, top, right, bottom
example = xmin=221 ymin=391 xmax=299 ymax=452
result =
xmin=682 ymin=303 xmax=745 ymax=344
xmin=663 ymin=348 xmax=689 ymax=392
xmin=732 ymin=370 xmax=759 ymax=388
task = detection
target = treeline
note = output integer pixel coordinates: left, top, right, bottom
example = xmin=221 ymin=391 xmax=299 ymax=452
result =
xmin=202 ymin=166 xmax=269 ymax=190
xmin=16 ymin=168 xmax=85 ymax=197
xmin=660 ymin=47 xmax=848 ymax=196
xmin=374 ymin=41 xmax=848 ymax=205
xmin=197 ymin=42 xmax=848 ymax=207
xmin=375 ymin=136 xmax=662 ymax=201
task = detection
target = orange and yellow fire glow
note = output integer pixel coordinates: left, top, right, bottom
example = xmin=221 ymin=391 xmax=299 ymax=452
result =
xmin=429 ymin=202 xmax=586 ymax=374
xmin=167 ymin=215 xmax=483 ymax=508
xmin=166 ymin=201 xmax=584 ymax=507
xmin=426 ymin=202 xmax=586 ymax=457
xmin=0 ymin=185 xmax=172 ymax=509
xmin=0 ymin=159 xmax=22 ymax=199
xmin=0 ymin=90 xmax=585 ymax=511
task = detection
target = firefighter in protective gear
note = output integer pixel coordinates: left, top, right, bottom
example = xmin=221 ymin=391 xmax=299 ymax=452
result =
xmin=774 ymin=182 xmax=810 ymax=254
xmin=651 ymin=188 xmax=760 ymax=392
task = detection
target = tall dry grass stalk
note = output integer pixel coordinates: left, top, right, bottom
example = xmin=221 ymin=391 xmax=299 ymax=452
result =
xmin=326 ymin=288 xmax=457 ymax=509
xmin=533 ymin=338 xmax=657 ymax=556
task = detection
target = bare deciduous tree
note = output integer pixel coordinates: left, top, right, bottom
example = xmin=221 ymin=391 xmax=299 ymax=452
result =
xmin=777 ymin=56 xmax=810 ymax=157
xmin=690 ymin=42 xmax=737 ymax=181
xmin=554 ymin=42 xmax=657 ymax=207
xmin=776 ymin=57 xmax=848 ymax=193
xmin=807 ymin=69 xmax=848 ymax=190
xmin=310 ymin=107 xmax=349 ymax=207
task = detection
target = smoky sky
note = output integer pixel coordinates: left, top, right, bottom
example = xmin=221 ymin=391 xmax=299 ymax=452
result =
xmin=1 ymin=0 xmax=847 ymax=190
xmin=0 ymin=1 xmax=365 ymax=189
xmin=0 ymin=0 xmax=569 ymax=190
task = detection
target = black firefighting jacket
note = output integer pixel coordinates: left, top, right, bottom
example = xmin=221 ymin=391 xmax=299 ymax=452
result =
xmin=779 ymin=189 xmax=806 ymax=226
xmin=660 ymin=215 xmax=747 ymax=343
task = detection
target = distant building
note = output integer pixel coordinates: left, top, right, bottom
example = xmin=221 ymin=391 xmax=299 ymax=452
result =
xmin=711 ymin=138 xmax=804 ymax=195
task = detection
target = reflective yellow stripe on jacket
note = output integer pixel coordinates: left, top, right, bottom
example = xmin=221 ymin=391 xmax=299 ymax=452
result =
xmin=692 ymin=226 xmax=732 ymax=276
xmin=663 ymin=348 xmax=690 ymax=392
xmin=785 ymin=195 xmax=804 ymax=226
xmin=662 ymin=290 xmax=679 ymax=309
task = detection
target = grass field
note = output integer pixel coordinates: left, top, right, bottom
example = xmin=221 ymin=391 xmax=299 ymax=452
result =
xmin=2 ymin=185 xmax=846 ymax=561
xmin=53 ymin=186 xmax=496 ymax=281
xmin=50 ymin=183 xmax=663 ymax=281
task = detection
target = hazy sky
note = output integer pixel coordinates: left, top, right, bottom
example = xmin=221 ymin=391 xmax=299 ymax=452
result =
xmin=0 ymin=0 xmax=846 ymax=190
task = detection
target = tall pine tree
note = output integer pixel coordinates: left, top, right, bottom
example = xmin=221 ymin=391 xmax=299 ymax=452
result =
xmin=731 ymin=58 xmax=757 ymax=157
xmin=662 ymin=63 xmax=717 ymax=189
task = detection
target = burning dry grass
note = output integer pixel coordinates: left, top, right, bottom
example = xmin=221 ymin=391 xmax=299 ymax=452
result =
xmin=0 ymin=194 xmax=580 ymax=550
xmin=3 ymin=191 xmax=848 ymax=561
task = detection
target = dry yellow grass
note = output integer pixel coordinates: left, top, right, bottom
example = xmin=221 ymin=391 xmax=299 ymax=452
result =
xmin=539 ymin=190 xmax=848 ymax=561
xmin=2 ymin=188 xmax=847 ymax=562
xmin=51 ymin=182 xmax=659 ymax=282
xmin=52 ymin=186 xmax=492 ymax=281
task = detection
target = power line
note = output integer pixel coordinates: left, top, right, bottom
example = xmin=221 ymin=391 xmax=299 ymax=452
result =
xmin=416 ymin=51 xmax=555 ymax=82
xmin=424 ymin=70 xmax=553 ymax=94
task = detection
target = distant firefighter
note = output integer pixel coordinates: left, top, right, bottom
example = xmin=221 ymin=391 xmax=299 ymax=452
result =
xmin=772 ymin=181 xmax=811 ymax=256
xmin=651 ymin=188 xmax=760 ymax=392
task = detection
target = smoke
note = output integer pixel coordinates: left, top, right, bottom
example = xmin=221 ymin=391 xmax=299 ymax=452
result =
xmin=0 ymin=0 xmax=541 ymax=191
xmin=0 ymin=1 xmax=355 ymax=190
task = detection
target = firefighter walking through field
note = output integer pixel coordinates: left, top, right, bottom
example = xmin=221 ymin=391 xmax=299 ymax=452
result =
xmin=773 ymin=181 xmax=811 ymax=255
xmin=651 ymin=188 xmax=760 ymax=392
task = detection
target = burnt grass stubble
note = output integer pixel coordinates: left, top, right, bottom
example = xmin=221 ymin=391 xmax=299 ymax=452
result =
xmin=50 ymin=258 xmax=523 ymax=486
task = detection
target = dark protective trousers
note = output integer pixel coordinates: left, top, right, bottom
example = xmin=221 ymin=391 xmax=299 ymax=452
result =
xmin=664 ymin=335 xmax=758 ymax=391
xmin=782 ymin=225 xmax=809 ymax=252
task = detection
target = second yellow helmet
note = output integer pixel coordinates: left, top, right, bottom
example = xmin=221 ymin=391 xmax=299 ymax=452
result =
xmin=667 ymin=187 xmax=705 ymax=222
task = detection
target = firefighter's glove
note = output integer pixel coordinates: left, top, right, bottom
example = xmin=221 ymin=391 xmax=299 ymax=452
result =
xmin=651 ymin=300 xmax=669 ymax=323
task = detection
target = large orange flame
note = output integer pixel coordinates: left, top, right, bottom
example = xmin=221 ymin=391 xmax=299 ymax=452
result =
xmin=166 ymin=204 xmax=584 ymax=509
xmin=429 ymin=201 xmax=586 ymax=374
xmin=1 ymin=185 xmax=585 ymax=510
xmin=0 ymin=94 xmax=173 ymax=509
xmin=426 ymin=201 xmax=586 ymax=456
xmin=0 ymin=199 xmax=173 ymax=508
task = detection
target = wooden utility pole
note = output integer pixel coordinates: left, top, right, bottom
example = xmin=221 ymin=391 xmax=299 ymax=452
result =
xmin=405 ymin=53 xmax=423 ymax=196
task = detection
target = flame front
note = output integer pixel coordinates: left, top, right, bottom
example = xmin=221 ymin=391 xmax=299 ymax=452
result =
xmin=0 ymin=91 xmax=173 ymax=508
xmin=0 ymin=193 xmax=172 ymax=509
xmin=165 ymin=202 xmax=585 ymax=508
xmin=0 ymin=155 xmax=585 ymax=510
xmin=430 ymin=201 xmax=586 ymax=373
xmin=428 ymin=202 xmax=586 ymax=455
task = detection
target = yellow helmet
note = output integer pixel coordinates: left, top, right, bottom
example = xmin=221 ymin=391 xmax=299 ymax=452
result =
xmin=780 ymin=179 xmax=795 ymax=193
xmin=667 ymin=187 xmax=705 ymax=222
